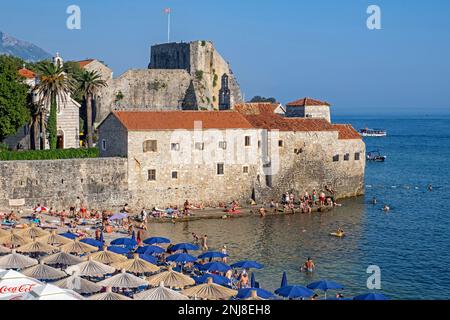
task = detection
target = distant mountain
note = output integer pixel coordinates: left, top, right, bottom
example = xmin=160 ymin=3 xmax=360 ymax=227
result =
xmin=0 ymin=31 xmax=51 ymax=62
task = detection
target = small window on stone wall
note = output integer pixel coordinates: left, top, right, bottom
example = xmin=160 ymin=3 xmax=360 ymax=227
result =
xmin=101 ymin=139 xmax=107 ymax=151
xmin=344 ymin=153 xmax=350 ymax=161
xmin=245 ymin=136 xmax=251 ymax=147
xmin=217 ymin=163 xmax=224 ymax=175
xmin=172 ymin=171 xmax=178 ymax=179
xmin=143 ymin=140 xmax=157 ymax=152
xmin=219 ymin=141 xmax=227 ymax=150
xmin=355 ymin=152 xmax=361 ymax=161
xmin=148 ymin=169 xmax=156 ymax=181
xmin=171 ymin=143 xmax=180 ymax=151
xmin=195 ymin=142 xmax=204 ymax=150
xmin=243 ymin=166 xmax=249 ymax=174
xmin=279 ymin=140 xmax=283 ymax=147
xmin=294 ymin=148 xmax=303 ymax=155
xmin=333 ymin=155 xmax=340 ymax=162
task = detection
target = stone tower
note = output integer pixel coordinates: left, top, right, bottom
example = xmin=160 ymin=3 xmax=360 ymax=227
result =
xmin=218 ymin=74 xmax=231 ymax=110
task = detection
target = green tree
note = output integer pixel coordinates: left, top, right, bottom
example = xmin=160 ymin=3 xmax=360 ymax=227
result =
xmin=250 ymin=96 xmax=277 ymax=103
xmin=35 ymin=61 xmax=75 ymax=149
xmin=0 ymin=55 xmax=30 ymax=142
xmin=75 ymin=70 xmax=107 ymax=148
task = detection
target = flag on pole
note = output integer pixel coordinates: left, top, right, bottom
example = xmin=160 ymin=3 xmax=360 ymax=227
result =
xmin=164 ymin=8 xmax=171 ymax=14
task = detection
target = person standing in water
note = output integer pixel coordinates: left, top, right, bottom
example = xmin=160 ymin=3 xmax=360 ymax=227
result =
xmin=302 ymin=257 xmax=315 ymax=272
xmin=201 ymin=235 xmax=208 ymax=251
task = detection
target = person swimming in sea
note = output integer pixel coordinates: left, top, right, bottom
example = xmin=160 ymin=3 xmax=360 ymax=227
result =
xmin=301 ymin=257 xmax=315 ymax=272
xmin=383 ymin=205 xmax=390 ymax=212
xmin=372 ymin=197 xmax=377 ymax=205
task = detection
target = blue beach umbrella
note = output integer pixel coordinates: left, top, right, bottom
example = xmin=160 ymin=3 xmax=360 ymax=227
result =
xmin=131 ymin=231 xmax=136 ymax=241
xmin=198 ymin=251 xmax=228 ymax=259
xmin=237 ymin=288 xmax=275 ymax=300
xmin=172 ymin=243 xmax=199 ymax=252
xmin=231 ymin=261 xmax=263 ymax=270
xmin=166 ymin=253 xmax=198 ymax=263
xmin=307 ymin=280 xmax=344 ymax=299
xmin=281 ymin=272 xmax=288 ymax=288
xmin=138 ymin=254 xmax=158 ymax=265
xmin=199 ymin=262 xmax=231 ymax=273
xmin=143 ymin=237 xmax=170 ymax=245
xmin=275 ymin=285 xmax=315 ymax=299
xmin=107 ymin=246 xmax=131 ymax=255
xmin=136 ymin=245 xmax=165 ymax=255
xmin=353 ymin=293 xmax=389 ymax=300
xmin=99 ymin=231 xmax=104 ymax=243
xmin=250 ymin=273 xmax=256 ymax=288
xmin=80 ymin=238 xmax=103 ymax=249
xmin=110 ymin=238 xmax=137 ymax=247
xmin=59 ymin=232 xmax=78 ymax=240
xmin=194 ymin=274 xmax=231 ymax=286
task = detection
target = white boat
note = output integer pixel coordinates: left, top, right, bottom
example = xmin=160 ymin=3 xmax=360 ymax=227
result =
xmin=359 ymin=128 xmax=387 ymax=137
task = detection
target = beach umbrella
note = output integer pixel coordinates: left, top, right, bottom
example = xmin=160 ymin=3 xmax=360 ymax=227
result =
xmin=99 ymin=231 xmax=104 ymax=243
xmin=54 ymin=273 xmax=102 ymax=295
xmin=22 ymin=261 xmax=67 ymax=280
xmin=110 ymin=237 xmax=137 ymax=247
xmin=41 ymin=250 xmax=84 ymax=266
xmin=80 ymin=238 xmax=104 ymax=249
xmin=147 ymin=266 xmax=195 ymax=289
xmin=107 ymin=245 xmax=130 ymax=255
xmin=0 ymin=231 xmax=32 ymax=248
xmin=134 ymin=281 xmax=189 ymax=300
xmin=244 ymin=290 xmax=267 ymax=300
xmin=231 ymin=260 xmax=263 ymax=269
xmin=194 ymin=273 xmax=231 ymax=286
xmin=307 ymin=280 xmax=344 ymax=299
xmin=139 ymin=254 xmax=158 ymax=265
xmin=0 ymin=269 xmax=42 ymax=299
xmin=281 ymin=272 xmax=288 ymax=287
xmin=111 ymin=254 xmax=160 ymax=274
xmin=90 ymin=246 xmax=128 ymax=265
xmin=182 ymin=277 xmax=238 ymax=300
xmin=143 ymin=237 xmax=170 ymax=245
xmin=16 ymin=225 xmax=49 ymax=239
xmin=37 ymin=230 xmax=71 ymax=246
xmin=136 ymin=245 xmax=165 ymax=255
xmin=353 ymin=293 xmax=389 ymax=300
xmin=237 ymin=288 xmax=275 ymax=300
xmin=0 ymin=250 xmax=38 ymax=269
xmin=166 ymin=253 xmax=197 ymax=264
xmin=66 ymin=256 xmax=116 ymax=277
xmin=275 ymin=285 xmax=314 ymax=299
xmin=198 ymin=251 xmax=228 ymax=260
xmin=250 ymin=272 xmax=256 ymax=288
xmin=131 ymin=231 xmax=136 ymax=241
xmin=172 ymin=243 xmax=199 ymax=252
xmin=0 ymin=245 xmax=11 ymax=255
xmin=60 ymin=239 xmax=98 ymax=255
xmin=59 ymin=232 xmax=79 ymax=240
xmin=97 ymin=269 xmax=149 ymax=289
xmin=109 ymin=213 xmax=128 ymax=221
xmin=88 ymin=287 xmax=132 ymax=301
xmin=16 ymin=239 xmax=58 ymax=254
xmin=198 ymin=261 xmax=231 ymax=273
xmin=21 ymin=284 xmax=84 ymax=300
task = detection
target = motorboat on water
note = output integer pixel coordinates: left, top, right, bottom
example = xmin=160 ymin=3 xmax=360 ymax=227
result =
xmin=367 ymin=150 xmax=387 ymax=162
xmin=359 ymin=128 xmax=387 ymax=137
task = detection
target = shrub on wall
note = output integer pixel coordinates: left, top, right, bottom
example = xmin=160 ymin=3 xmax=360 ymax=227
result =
xmin=0 ymin=148 xmax=99 ymax=161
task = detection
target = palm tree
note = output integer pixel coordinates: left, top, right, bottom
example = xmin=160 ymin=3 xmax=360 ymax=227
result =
xmin=35 ymin=62 xmax=75 ymax=149
xmin=75 ymin=70 xmax=107 ymax=148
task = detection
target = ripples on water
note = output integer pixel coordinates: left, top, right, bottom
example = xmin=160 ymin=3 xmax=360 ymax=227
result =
xmin=150 ymin=117 xmax=450 ymax=300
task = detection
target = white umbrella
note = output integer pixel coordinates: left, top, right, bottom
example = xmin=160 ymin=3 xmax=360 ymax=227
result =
xmin=41 ymin=250 xmax=84 ymax=266
xmin=54 ymin=273 xmax=102 ymax=295
xmin=88 ymin=287 xmax=132 ymax=301
xmin=21 ymin=283 xmax=84 ymax=300
xmin=97 ymin=269 xmax=148 ymax=289
xmin=0 ymin=269 xmax=43 ymax=299
xmin=22 ymin=261 xmax=67 ymax=280
xmin=134 ymin=281 xmax=189 ymax=300
xmin=66 ymin=256 xmax=115 ymax=277
xmin=0 ymin=245 xmax=11 ymax=255
xmin=0 ymin=250 xmax=38 ymax=269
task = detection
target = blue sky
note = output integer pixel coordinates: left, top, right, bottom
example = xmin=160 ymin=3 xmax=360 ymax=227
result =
xmin=1 ymin=0 xmax=450 ymax=115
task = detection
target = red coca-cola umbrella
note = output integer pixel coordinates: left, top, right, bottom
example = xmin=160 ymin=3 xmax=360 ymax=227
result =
xmin=0 ymin=269 xmax=42 ymax=299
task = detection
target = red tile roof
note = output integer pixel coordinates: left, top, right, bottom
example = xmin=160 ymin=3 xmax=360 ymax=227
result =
xmin=286 ymin=97 xmax=331 ymax=107
xmin=111 ymin=111 xmax=254 ymax=131
xmin=234 ymin=103 xmax=280 ymax=115
xmin=18 ymin=68 xmax=36 ymax=79
xmin=332 ymin=124 xmax=362 ymax=140
xmin=78 ymin=59 xmax=95 ymax=68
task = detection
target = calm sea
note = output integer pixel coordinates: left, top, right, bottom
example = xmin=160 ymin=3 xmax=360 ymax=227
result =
xmin=149 ymin=116 xmax=450 ymax=300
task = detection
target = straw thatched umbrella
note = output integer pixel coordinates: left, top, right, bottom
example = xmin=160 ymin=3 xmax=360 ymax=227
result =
xmin=37 ymin=230 xmax=71 ymax=246
xmin=22 ymin=261 xmax=67 ymax=280
xmin=41 ymin=250 xmax=84 ymax=266
xmin=0 ymin=245 xmax=11 ymax=255
xmin=0 ymin=250 xmax=38 ymax=269
xmin=88 ymin=287 xmax=132 ymax=301
xmin=60 ymin=239 xmax=98 ymax=255
xmin=17 ymin=225 xmax=49 ymax=239
xmin=182 ymin=277 xmax=238 ymax=300
xmin=65 ymin=256 xmax=116 ymax=277
xmin=97 ymin=269 xmax=149 ymax=289
xmin=147 ymin=266 xmax=195 ymax=289
xmin=134 ymin=281 xmax=189 ymax=300
xmin=0 ymin=230 xmax=32 ymax=248
xmin=90 ymin=246 xmax=128 ymax=265
xmin=54 ymin=272 xmax=102 ymax=295
xmin=16 ymin=239 xmax=58 ymax=255
xmin=244 ymin=290 xmax=267 ymax=300
xmin=111 ymin=254 xmax=160 ymax=274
